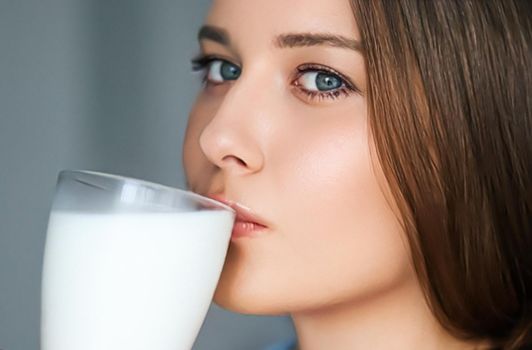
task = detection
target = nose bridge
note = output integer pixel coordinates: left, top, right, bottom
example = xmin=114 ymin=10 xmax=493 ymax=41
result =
xmin=216 ymin=58 xmax=276 ymax=123
xmin=199 ymin=64 xmax=274 ymax=173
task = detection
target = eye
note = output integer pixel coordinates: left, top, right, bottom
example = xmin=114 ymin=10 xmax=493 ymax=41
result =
xmin=298 ymin=71 xmax=343 ymax=92
xmin=191 ymin=55 xmax=241 ymax=84
xmin=293 ymin=64 xmax=359 ymax=101
xmin=207 ymin=60 xmax=240 ymax=83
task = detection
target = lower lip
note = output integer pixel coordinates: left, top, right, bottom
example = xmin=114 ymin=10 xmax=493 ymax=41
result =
xmin=231 ymin=220 xmax=267 ymax=240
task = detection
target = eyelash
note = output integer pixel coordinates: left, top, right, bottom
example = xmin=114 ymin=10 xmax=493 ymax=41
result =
xmin=190 ymin=54 xmax=359 ymax=102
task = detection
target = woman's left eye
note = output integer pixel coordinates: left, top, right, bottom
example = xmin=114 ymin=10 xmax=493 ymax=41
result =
xmin=294 ymin=65 xmax=358 ymax=101
xmin=298 ymin=71 xmax=343 ymax=92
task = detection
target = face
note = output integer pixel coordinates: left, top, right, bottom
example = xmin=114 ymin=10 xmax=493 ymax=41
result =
xmin=183 ymin=0 xmax=413 ymax=315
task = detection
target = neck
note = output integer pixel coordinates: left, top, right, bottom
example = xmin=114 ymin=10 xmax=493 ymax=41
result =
xmin=290 ymin=278 xmax=485 ymax=350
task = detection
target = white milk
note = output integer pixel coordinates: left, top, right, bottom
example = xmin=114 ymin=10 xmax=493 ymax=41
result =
xmin=41 ymin=210 xmax=234 ymax=350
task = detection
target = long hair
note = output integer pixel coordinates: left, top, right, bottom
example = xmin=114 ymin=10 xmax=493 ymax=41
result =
xmin=349 ymin=0 xmax=531 ymax=348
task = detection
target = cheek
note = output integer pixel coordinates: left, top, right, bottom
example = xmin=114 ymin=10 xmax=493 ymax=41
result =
xmin=277 ymin=107 xmax=380 ymax=230
xmin=279 ymin=116 xmax=411 ymax=299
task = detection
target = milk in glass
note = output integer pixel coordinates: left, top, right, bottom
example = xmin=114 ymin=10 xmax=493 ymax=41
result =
xmin=41 ymin=210 xmax=233 ymax=350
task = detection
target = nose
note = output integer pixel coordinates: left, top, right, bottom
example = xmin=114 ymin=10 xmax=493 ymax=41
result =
xmin=199 ymin=76 xmax=267 ymax=175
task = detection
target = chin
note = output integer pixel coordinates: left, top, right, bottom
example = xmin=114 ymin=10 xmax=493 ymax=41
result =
xmin=212 ymin=278 xmax=284 ymax=316
xmin=212 ymin=266 xmax=293 ymax=316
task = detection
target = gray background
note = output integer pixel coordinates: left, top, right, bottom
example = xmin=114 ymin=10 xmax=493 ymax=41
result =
xmin=0 ymin=1 xmax=295 ymax=349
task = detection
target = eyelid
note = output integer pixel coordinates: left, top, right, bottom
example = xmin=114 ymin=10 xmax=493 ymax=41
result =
xmin=191 ymin=54 xmax=241 ymax=70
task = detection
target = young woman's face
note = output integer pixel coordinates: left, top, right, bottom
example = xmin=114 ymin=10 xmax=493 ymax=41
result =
xmin=183 ymin=0 xmax=413 ymax=315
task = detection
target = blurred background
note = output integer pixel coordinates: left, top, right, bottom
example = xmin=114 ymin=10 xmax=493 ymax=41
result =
xmin=0 ymin=1 xmax=295 ymax=349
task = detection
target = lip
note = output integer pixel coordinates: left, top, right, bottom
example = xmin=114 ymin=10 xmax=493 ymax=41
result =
xmin=206 ymin=194 xmax=269 ymax=239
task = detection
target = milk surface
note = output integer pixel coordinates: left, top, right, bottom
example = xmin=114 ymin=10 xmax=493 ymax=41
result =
xmin=41 ymin=210 xmax=234 ymax=350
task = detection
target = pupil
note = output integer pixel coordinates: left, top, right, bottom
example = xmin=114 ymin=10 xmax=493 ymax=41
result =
xmin=221 ymin=62 xmax=240 ymax=80
xmin=316 ymin=73 xmax=340 ymax=91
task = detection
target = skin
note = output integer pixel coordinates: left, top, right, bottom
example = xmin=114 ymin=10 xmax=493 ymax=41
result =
xmin=182 ymin=0 xmax=488 ymax=348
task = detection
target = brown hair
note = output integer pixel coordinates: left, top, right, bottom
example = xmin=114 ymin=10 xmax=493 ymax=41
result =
xmin=349 ymin=0 xmax=531 ymax=348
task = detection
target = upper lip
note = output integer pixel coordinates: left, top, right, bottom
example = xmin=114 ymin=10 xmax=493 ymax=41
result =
xmin=206 ymin=194 xmax=269 ymax=227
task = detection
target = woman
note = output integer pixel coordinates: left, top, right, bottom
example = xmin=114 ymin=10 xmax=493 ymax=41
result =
xmin=183 ymin=0 xmax=531 ymax=349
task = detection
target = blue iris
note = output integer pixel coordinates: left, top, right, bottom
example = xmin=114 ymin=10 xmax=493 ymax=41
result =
xmin=220 ymin=61 xmax=240 ymax=80
xmin=315 ymin=73 xmax=342 ymax=91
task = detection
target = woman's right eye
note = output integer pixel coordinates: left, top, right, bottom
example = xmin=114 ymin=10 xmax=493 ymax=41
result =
xmin=191 ymin=55 xmax=241 ymax=84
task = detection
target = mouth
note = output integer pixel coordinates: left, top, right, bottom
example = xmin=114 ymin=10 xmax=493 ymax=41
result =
xmin=205 ymin=194 xmax=269 ymax=240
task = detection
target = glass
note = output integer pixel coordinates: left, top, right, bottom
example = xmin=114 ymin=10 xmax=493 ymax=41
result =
xmin=41 ymin=170 xmax=235 ymax=350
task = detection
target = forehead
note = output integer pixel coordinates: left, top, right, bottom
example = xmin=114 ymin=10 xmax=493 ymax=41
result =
xmin=205 ymin=0 xmax=360 ymax=44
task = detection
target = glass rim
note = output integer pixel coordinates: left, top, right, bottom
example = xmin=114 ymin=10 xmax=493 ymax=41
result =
xmin=58 ymin=169 xmax=235 ymax=213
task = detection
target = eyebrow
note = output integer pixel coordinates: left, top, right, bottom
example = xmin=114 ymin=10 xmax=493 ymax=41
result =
xmin=197 ymin=25 xmax=231 ymax=46
xmin=197 ymin=25 xmax=362 ymax=52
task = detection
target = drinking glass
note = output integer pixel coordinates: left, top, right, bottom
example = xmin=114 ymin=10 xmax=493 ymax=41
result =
xmin=41 ymin=170 xmax=235 ymax=350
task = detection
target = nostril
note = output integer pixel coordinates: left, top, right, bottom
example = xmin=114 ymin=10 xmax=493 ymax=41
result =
xmin=222 ymin=155 xmax=247 ymax=167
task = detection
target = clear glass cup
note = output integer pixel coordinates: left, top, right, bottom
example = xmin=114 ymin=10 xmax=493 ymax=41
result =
xmin=41 ymin=170 xmax=235 ymax=350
